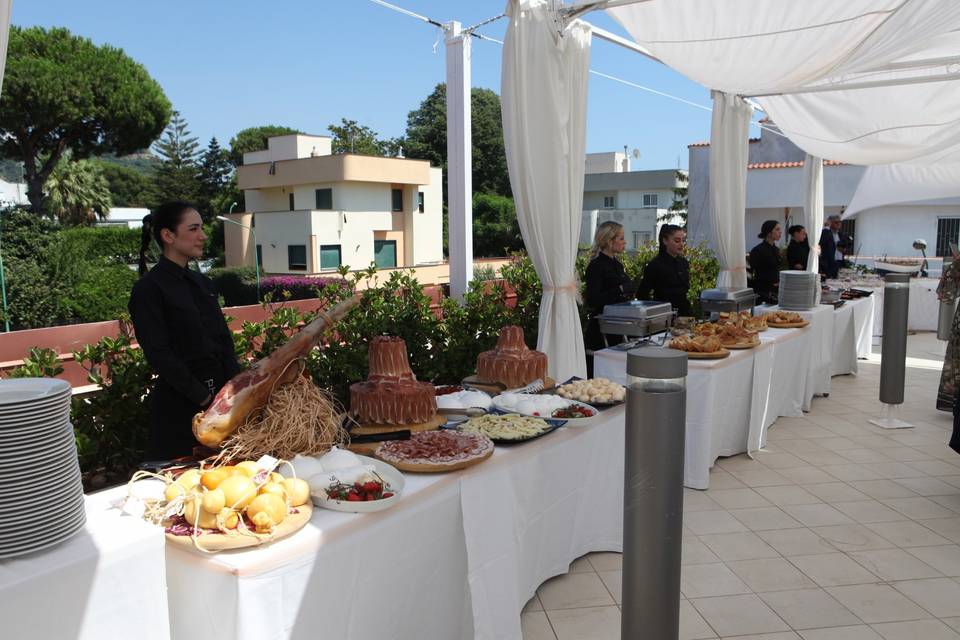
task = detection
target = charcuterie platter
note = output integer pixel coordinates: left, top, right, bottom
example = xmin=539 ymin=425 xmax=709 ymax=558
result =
xmin=374 ymin=430 xmax=494 ymax=473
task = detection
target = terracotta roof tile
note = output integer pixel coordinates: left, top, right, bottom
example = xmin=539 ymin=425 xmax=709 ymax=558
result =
xmin=688 ymin=137 xmax=761 ymax=148
xmin=747 ymin=159 xmax=846 ymax=170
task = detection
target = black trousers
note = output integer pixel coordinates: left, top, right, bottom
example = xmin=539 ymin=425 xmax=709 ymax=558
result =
xmin=147 ymin=369 xmax=225 ymax=460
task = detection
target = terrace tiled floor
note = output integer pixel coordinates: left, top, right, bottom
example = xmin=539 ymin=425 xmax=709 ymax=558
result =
xmin=524 ymin=333 xmax=960 ymax=640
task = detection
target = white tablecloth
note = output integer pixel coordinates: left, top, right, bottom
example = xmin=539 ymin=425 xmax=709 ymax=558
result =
xmin=594 ymin=326 xmax=810 ymax=489
xmin=0 ymin=489 xmax=170 ymax=640
xmin=165 ymin=470 xmax=473 ymax=640
xmin=460 ymin=409 xmax=624 ymax=640
xmin=853 ymin=278 xmax=939 ymax=335
xmin=832 ymin=296 xmax=876 ymax=376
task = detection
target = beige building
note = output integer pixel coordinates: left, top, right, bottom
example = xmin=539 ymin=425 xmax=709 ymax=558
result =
xmin=224 ymin=134 xmax=443 ymax=275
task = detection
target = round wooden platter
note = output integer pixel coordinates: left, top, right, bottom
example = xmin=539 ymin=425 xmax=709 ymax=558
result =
xmin=767 ymin=320 xmax=810 ymax=329
xmin=164 ymin=502 xmax=313 ymax=552
xmin=683 ymin=348 xmax=731 ymax=360
xmin=374 ymin=446 xmax=493 ymax=473
xmin=725 ymin=339 xmax=761 ymax=350
xmin=461 ymin=375 xmax=556 ymax=396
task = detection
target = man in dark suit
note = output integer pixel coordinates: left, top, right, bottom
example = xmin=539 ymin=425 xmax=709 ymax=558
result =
xmin=819 ymin=215 xmax=842 ymax=279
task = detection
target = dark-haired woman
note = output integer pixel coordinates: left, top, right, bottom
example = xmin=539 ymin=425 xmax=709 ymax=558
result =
xmin=749 ymin=220 xmax=783 ymax=305
xmin=786 ymin=225 xmax=810 ymax=271
xmin=638 ymin=224 xmax=691 ymax=316
xmin=128 ymin=202 xmax=241 ymax=459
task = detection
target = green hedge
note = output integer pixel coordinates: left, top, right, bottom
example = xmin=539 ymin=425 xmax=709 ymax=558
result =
xmin=208 ymin=265 xmax=258 ymax=306
xmin=59 ymin=226 xmax=151 ymax=265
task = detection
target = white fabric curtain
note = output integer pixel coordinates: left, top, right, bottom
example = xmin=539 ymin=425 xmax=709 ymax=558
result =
xmin=709 ymin=91 xmax=751 ymax=289
xmin=606 ymin=1 xmax=960 ymax=166
xmin=502 ymin=0 xmax=591 ymax=381
xmin=0 ymin=1 xmax=11 ymax=90
xmin=802 ymin=155 xmax=823 ymax=272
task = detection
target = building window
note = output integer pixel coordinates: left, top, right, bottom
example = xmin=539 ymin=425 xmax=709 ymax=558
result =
xmin=288 ymin=192 xmax=295 ymax=211
xmin=602 ymin=195 xmax=616 ymax=209
xmin=392 ymin=188 xmax=404 ymax=212
xmin=633 ymin=231 xmax=651 ymax=248
xmin=315 ymin=188 xmax=332 ymax=210
xmin=319 ymin=244 xmax=341 ymax=270
xmin=255 ymin=244 xmax=262 ymax=268
xmin=937 ymin=218 xmax=960 ymax=257
xmin=418 ymin=192 xmax=424 ymax=213
xmin=287 ymin=245 xmax=307 ymax=271
xmin=642 ymin=193 xmax=659 ymax=208
xmin=374 ymin=239 xmax=397 ymax=269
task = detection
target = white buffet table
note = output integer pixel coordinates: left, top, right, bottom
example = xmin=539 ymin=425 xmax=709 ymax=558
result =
xmin=0 ymin=488 xmax=170 ymax=640
xmin=832 ymin=296 xmax=876 ymax=375
xmin=829 ymin=278 xmax=937 ymax=335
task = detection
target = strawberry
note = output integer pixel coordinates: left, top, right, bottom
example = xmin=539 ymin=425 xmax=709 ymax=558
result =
xmin=382 ymin=492 xmax=394 ymax=499
xmin=361 ymin=481 xmax=381 ymax=494
xmin=347 ymin=490 xmax=362 ymax=502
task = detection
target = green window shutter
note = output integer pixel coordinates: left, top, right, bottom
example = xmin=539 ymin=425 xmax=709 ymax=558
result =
xmin=319 ymin=244 xmax=341 ymax=270
xmin=374 ymin=240 xmax=397 ymax=269
xmin=315 ymin=188 xmax=333 ymax=210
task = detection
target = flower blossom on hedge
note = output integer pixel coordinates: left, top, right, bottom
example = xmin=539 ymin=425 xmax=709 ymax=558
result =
xmin=259 ymin=276 xmax=351 ymax=301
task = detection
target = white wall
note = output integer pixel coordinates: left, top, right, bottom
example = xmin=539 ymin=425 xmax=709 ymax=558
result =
xmin=414 ymin=167 xmax=443 ymax=264
xmin=580 ymin=208 xmax=657 ymax=248
xmin=245 ymin=188 xmax=288 ymax=212
xmin=852 ymin=205 xmax=960 ymax=257
xmin=253 ymin=210 xmax=314 ymax=274
xmin=585 ymin=152 xmax=628 ymax=174
xmin=243 ymin=135 xmax=332 ymax=164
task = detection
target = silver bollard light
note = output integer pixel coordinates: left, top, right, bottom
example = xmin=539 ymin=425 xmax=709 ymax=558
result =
xmin=622 ymin=347 xmax=687 ymax=640
xmin=871 ymin=273 xmax=914 ymax=429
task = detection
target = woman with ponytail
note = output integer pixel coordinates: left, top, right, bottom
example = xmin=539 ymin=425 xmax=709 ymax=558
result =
xmin=583 ymin=221 xmax=636 ymax=365
xmin=128 ymin=202 xmax=241 ymax=459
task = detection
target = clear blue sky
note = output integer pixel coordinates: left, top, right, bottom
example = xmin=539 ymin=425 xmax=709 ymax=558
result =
xmin=12 ymin=0 xmax=731 ymax=171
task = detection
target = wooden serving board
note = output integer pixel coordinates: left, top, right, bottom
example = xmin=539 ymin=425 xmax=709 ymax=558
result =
xmin=684 ymin=348 xmax=731 ymax=360
xmin=726 ymin=340 xmax=760 ymax=350
xmin=461 ymin=376 xmax=556 ymax=396
xmin=164 ymin=502 xmax=312 ymax=552
xmin=768 ymin=320 xmax=810 ymax=329
xmin=375 ymin=446 xmax=493 ymax=473
xmin=350 ymin=414 xmax=445 ymax=436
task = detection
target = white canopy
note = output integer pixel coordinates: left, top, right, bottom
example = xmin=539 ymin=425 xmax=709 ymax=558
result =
xmin=501 ymin=0 xmax=960 ymax=372
xmin=844 ymin=162 xmax=960 ymax=218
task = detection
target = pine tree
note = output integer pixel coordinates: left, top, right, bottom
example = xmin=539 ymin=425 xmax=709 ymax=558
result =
xmin=151 ymin=110 xmax=201 ymax=211
xmin=661 ymin=170 xmax=689 ymax=224
xmin=198 ymin=137 xmax=232 ymax=217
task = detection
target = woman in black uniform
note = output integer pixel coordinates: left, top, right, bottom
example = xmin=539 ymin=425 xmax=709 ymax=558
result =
xmin=749 ymin=220 xmax=783 ymax=304
xmin=786 ymin=225 xmax=810 ymax=271
xmin=638 ymin=224 xmax=691 ymax=316
xmin=129 ymin=202 xmax=242 ymax=460
xmin=584 ymin=221 xmax=635 ymax=354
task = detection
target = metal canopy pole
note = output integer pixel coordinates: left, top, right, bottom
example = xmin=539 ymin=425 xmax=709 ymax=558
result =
xmin=870 ymin=273 xmax=914 ymax=430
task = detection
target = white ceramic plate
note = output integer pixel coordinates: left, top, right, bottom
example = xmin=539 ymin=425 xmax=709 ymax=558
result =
xmin=311 ymin=456 xmax=405 ymax=514
xmin=491 ymin=396 xmax=599 ymax=426
xmin=0 ymin=430 xmax=75 ymax=464
xmin=0 ymin=491 xmax=85 ymax=535
xmin=0 ymin=462 xmax=82 ymax=497
xmin=0 ymin=415 xmax=72 ymax=442
xmin=0 ymin=405 xmax=71 ymax=427
xmin=0 ymin=511 xmax=86 ymax=559
xmin=0 ymin=391 xmax=70 ymax=413
xmin=0 ymin=379 xmax=70 ymax=407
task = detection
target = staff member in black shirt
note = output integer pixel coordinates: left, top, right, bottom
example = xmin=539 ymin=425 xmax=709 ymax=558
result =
xmin=749 ymin=220 xmax=783 ymax=304
xmin=638 ymin=224 xmax=691 ymax=316
xmin=129 ymin=202 xmax=242 ymax=459
xmin=584 ymin=221 xmax=635 ymax=353
xmin=786 ymin=225 xmax=810 ymax=271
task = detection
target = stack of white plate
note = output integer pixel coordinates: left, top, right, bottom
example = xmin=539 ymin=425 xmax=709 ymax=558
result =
xmin=0 ymin=378 xmax=85 ymax=559
xmin=779 ymin=270 xmax=820 ymax=310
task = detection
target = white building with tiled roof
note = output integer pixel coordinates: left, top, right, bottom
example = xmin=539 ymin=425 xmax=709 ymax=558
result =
xmin=686 ymin=122 xmax=960 ymax=261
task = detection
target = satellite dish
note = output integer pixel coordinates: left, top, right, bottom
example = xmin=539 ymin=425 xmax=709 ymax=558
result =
xmin=632 ymin=148 xmax=641 ymax=159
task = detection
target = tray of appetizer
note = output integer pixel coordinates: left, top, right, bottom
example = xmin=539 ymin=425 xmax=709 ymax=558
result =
xmin=449 ymin=413 xmax=561 ymax=444
xmin=490 ymin=392 xmax=599 ymax=424
xmin=763 ymin=310 xmax=809 ymax=328
xmin=374 ymin=430 xmax=494 ymax=473
xmin=556 ymin=378 xmax=625 ymax=406
xmin=668 ymin=335 xmax=730 ymax=359
xmin=308 ymin=451 xmax=404 ymax=513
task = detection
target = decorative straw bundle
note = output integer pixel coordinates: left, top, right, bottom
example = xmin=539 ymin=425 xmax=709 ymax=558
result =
xmin=217 ymin=362 xmax=349 ymax=462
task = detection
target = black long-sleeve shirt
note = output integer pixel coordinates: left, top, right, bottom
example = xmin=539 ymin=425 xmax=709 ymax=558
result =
xmin=584 ymin=253 xmax=633 ymax=316
xmin=638 ymin=250 xmax=692 ymax=316
xmin=787 ymin=240 xmax=810 ymax=271
xmin=749 ymin=241 xmax=782 ymax=298
xmin=128 ymin=256 xmax=241 ymax=405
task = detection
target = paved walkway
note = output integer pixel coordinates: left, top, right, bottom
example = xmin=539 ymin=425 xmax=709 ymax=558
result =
xmin=524 ymin=333 xmax=960 ymax=640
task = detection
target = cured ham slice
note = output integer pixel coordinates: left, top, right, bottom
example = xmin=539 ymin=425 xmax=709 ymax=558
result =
xmin=192 ymin=295 xmax=360 ymax=447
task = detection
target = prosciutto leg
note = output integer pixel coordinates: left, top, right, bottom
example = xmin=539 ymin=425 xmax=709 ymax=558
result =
xmin=193 ymin=295 xmax=360 ymax=447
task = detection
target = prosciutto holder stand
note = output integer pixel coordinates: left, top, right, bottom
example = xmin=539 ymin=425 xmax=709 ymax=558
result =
xmin=193 ymin=295 xmax=360 ymax=448
xmin=476 ymin=325 xmax=548 ymax=389
xmin=350 ymin=336 xmax=437 ymax=426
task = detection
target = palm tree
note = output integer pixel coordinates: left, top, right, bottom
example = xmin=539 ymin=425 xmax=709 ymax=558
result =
xmin=44 ymin=155 xmax=113 ymax=226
